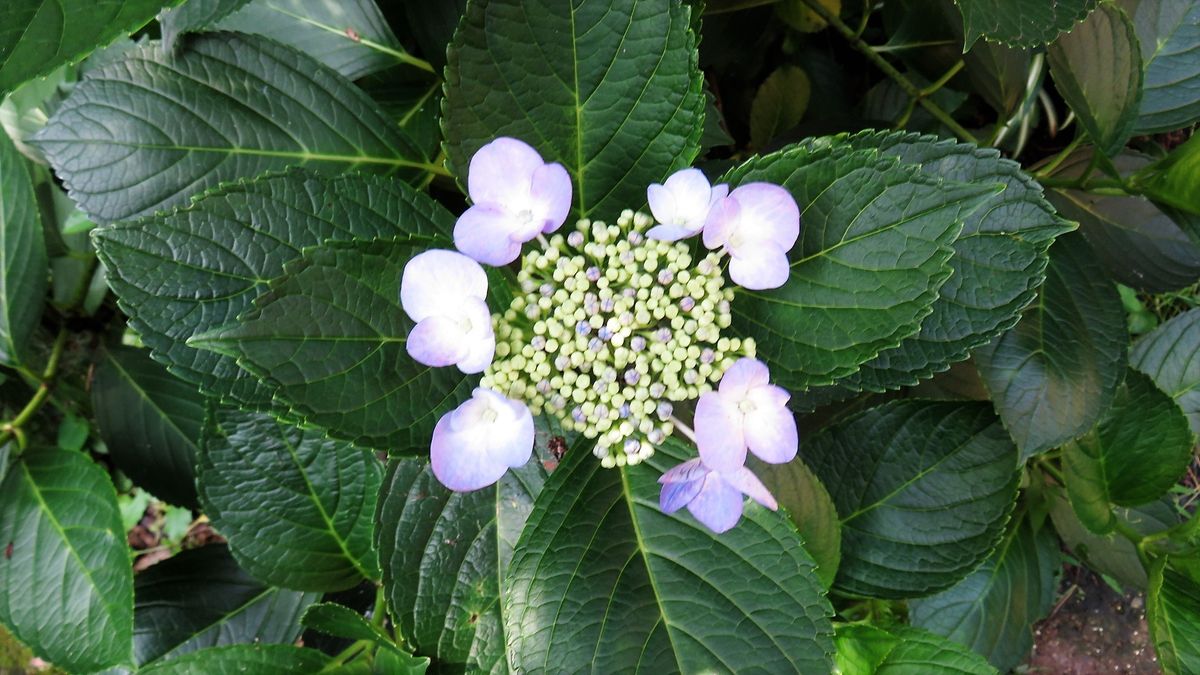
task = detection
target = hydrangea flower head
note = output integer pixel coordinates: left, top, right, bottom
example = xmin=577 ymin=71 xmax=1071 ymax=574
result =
xmin=455 ymin=137 xmax=572 ymax=265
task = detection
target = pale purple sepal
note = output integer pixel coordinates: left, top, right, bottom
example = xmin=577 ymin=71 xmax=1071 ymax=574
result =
xmin=430 ymin=387 xmax=534 ymax=492
xmin=400 ymin=249 xmax=495 ymax=374
xmin=646 ymin=168 xmax=729 ymax=242
xmin=455 ymin=137 xmax=572 ymax=265
xmin=694 ymin=357 xmax=798 ymax=470
xmin=658 ymin=458 xmax=780 ymax=534
xmin=702 ymin=182 xmax=800 ymax=289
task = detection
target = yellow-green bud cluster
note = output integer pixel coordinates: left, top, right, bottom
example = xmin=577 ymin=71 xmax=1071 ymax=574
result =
xmin=481 ymin=210 xmax=755 ymax=468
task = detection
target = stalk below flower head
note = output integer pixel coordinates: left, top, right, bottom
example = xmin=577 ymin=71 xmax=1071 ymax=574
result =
xmin=399 ymin=137 xmax=803 ymax=533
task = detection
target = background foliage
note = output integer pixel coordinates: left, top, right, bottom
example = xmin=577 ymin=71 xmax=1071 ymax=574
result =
xmin=0 ymin=0 xmax=1198 ymax=672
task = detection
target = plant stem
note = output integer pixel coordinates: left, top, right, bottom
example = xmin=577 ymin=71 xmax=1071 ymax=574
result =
xmin=669 ymin=415 xmax=698 ymax=444
xmin=796 ymin=0 xmax=978 ymax=143
xmin=1033 ymin=136 xmax=1085 ymax=179
xmin=371 ymin=584 xmax=389 ymax=629
xmin=0 ymin=328 xmax=68 ymax=450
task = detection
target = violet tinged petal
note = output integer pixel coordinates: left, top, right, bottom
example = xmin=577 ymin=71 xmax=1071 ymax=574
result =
xmin=687 ymin=472 xmax=745 ymax=533
xmin=531 ymin=162 xmax=573 ymax=234
xmin=727 ymin=182 xmax=801 ymax=249
xmin=723 ymin=467 xmax=779 ymax=511
xmin=647 ymin=183 xmax=677 ymax=228
xmin=658 ymin=457 xmax=709 ymax=484
xmin=744 ymin=403 xmax=798 ymax=465
xmin=728 ymin=241 xmax=790 ymax=290
xmin=660 ymin=474 xmax=706 ymax=513
xmin=467 ymin=137 xmax=545 ymax=207
xmin=400 ymin=249 xmax=489 ymax=322
xmin=431 ymin=388 xmax=534 ymax=492
xmin=655 ymin=168 xmax=717 ymax=235
xmin=717 ymin=357 xmax=771 ymax=398
xmin=454 ymin=299 xmax=496 ymax=374
xmin=454 ymin=204 xmax=524 ymax=266
xmin=702 ymin=194 xmax=741 ymax=249
xmin=645 ymin=222 xmax=699 ymax=242
xmin=406 ymin=315 xmax=470 ymax=368
xmin=694 ymin=391 xmax=747 ymax=473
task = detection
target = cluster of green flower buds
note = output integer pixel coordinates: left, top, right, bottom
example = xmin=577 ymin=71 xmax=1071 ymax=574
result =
xmin=481 ymin=210 xmax=755 ymax=467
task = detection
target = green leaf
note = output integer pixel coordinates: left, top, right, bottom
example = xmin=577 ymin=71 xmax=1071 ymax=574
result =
xmin=0 ymin=447 xmax=133 ymax=672
xmin=158 ymin=0 xmax=252 ymax=49
xmin=443 ymin=0 xmax=704 ymax=219
xmin=301 ymin=603 xmax=393 ymax=646
xmin=1049 ymin=488 xmax=1178 ymax=589
xmin=953 ymin=0 xmax=1099 ymax=48
xmin=0 ymin=0 xmax=178 ymax=96
xmin=401 ymin=0 xmax=467 ymax=70
xmin=804 ymin=400 xmax=1019 ymax=599
xmin=376 ymin=416 xmax=564 ymax=672
xmin=723 ymin=142 xmax=998 ymax=390
xmin=975 ymin=232 xmax=1128 ymax=458
xmin=964 ymin=40 xmax=1032 ymax=117
xmin=877 ymin=626 xmax=999 ymax=674
xmin=134 ymin=544 xmax=318 ymax=666
xmin=0 ymin=129 xmax=46 ymax=368
xmin=1048 ymin=150 xmax=1200 ymax=293
xmin=138 ymin=644 xmax=331 ymax=674
xmin=198 ymin=410 xmax=382 ymax=591
xmin=834 ymin=624 xmax=900 ymax=673
xmin=190 ymin=239 xmax=471 ymax=451
xmin=211 ymin=0 xmax=408 ymax=80
xmin=758 ymin=456 xmax=841 ymax=589
xmin=505 ymin=438 xmax=835 ymax=672
xmin=1131 ymin=0 xmax=1200 ymax=134
xmin=34 ymin=32 xmax=435 ymax=223
xmin=1133 ymin=134 xmax=1200 ymax=216
xmin=93 ymin=170 xmax=453 ymax=411
xmin=795 ymin=131 xmax=1072 ymax=402
xmin=1063 ymin=370 xmax=1194 ymax=534
xmin=910 ymin=519 xmax=1060 ymax=673
xmin=1148 ymin=557 xmax=1200 ymax=675
xmin=92 ymin=346 xmax=206 ymax=509
xmin=1131 ymin=307 xmax=1200 ymax=433
xmin=749 ymin=65 xmax=810 ymax=150
xmin=1047 ymin=3 xmax=1143 ymax=156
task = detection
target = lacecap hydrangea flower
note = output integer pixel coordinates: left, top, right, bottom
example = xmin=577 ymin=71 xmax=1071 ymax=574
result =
xmin=401 ymin=136 xmax=802 ymax=533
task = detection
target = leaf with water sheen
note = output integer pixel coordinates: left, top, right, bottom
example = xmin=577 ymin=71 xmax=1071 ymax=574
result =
xmin=190 ymin=239 xmax=472 ymax=451
xmin=505 ymin=438 xmax=834 ymax=673
xmin=953 ymin=0 xmax=1099 ymax=48
xmin=93 ymin=170 xmax=453 ymax=414
xmin=443 ymin=0 xmax=704 ymax=219
xmin=198 ymin=410 xmax=382 ymax=592
xmin=804 ymin=400 xmax=1019 ymax=599
xmin=133 ymin=544 xmax=318 ymax=666
xmin=92 ymin=346 xmax=206 ymax=509
xmin=34 ymin=32 xmax=433 ymax=222
xmin=138 ymin=644 xmax=331 ymax=674
xmin=975 ymin=233 xmax=1128 ymax=458
xmin=0 ymin=130 xmax=46 ymax=368
xmin=0 ymin=447 xmax=133 ymax=672
xmin=910 ymin=519 xmax=1060 ymax=673
xmin=1131 ymin=0 xmax=1200 ymax=134
xmin=723 ymin=142 xmax=999 ymax=391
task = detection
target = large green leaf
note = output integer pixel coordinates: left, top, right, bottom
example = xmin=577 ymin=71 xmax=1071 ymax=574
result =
xmin=877 ymin=626 xmax=998 ymax=674
xmin=134 ymin=545 xmax=318 ymax=666
xmin=953 ymin=0 xmax=1099 ymax=48
xmin=0 ymin=447 xmax=133 ymax=672
xmin=0 ymin=0 xmax=177 ymax=96
xmin=92 ymin=170 xmax=452 ymax=411
xmin=796 ymin=132 xmax=1071 ymax=402
xmin=0 ymin=129 xmax=46 ymax=368
xmin=758 ymin=457 xmax=841 ymax=588
xmin=1131 ymin=0 xmax=1200 ymax=134
xmin=1148 ymin=557 xmax=1200 ymax=675
xmin=504 ymin=438 xmax=834 ymax=672
xmin=1048 ymin=151 xmax=1200 ymax=293
xmin=1063 ymin=370 xmax=1194 ymax=534
xmin=804 ymin=400 xmax=1019 ymax=599
xmin=137 ymin=644 xmax=331 ymax=674
xmin=1047 ymin=3 xmax=1143 ymax=156
xmin=1048 ymin=488 xmax=1178 ymax=589
xmin=723 ymin=142 xmax=998 ymax=390
xmin=198 ymin=410 xmax=382 ymax=591
xmin=910 ymin=519 xmax=1060 ymax=673
xmin=1131 ymin=308 xmax=1200 ymax=433
xmin=443 ymin=0 xmax=704 ymax=219
xmin=1132 ymin=133 xmax=1200 ymax=216
xmin=34 ymin=32 xmax=435 ymax=223
xmin=190 ymin=239 xmax=472 ymax=451
xmin=92 ymin=346 xmax=205 ymax=509
xmin=211 ymin=0 xmax=407 ymax=80
xmin=975 ymin=233 xmax=1128 ymax=458
xmin=158 ymin=0 xmax=251 ymax=49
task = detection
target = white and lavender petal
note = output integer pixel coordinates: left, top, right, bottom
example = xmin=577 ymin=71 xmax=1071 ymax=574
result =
xmin=694 ymin=390 xmax=747 ymax=473
xmin=431 ymin=387 xmax=534 ymax=492
xmin=686 ymin=471 xmax=745 ymax=534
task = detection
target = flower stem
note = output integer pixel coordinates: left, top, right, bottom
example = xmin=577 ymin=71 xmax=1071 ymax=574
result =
xmin=669 ymin=415 xmax=699 ymax=444
xmin=796 ymin=0 xmax=978 ymax=143
xmin=0 ymin=327 xmax=68 ymax=451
